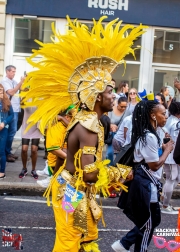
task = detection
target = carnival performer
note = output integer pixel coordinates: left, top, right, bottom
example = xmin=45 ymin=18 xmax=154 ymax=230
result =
xmin=112 ymin=99 xmax=174 ymax=252
xmin=37 ymin=106 xmax=76 ymax=188
xmin=20 ymin=16 xmax=147 ymax=252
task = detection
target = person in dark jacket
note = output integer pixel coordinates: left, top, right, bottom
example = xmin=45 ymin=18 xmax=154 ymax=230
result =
xmin=111 ymin=100 xmax=173 ymax=252
xmin=0 ymin=84 xmax=14 ymax=179
xmin=174 ymin=126 xmax=180 ymax=165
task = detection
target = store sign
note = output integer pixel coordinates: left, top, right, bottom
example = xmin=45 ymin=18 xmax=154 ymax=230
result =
xmin=6 ymin=0 xmax=180 ymax=28
xmin=88 ymin=0 xmax=128 ymax=16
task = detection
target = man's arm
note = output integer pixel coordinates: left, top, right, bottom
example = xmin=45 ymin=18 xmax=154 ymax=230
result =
xmin=6 ymin=77 xmax=25 ymax=96
xmin=51 ymin=149 xmax=67 ymax=159
xmin=51 ymin=149 xmax=67 ymax=175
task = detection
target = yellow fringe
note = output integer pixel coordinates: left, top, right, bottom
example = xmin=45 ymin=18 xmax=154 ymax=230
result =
xmin=95 ymin=160 xmax=129 ymax=197
xmin=43 ymin=161 xmax=66 ymax=206
xmin=81 ymin=241 xmax=101 ymax=252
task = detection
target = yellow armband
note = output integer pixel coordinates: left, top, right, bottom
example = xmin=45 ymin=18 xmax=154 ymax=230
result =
xmin=82 ymin=146 xmax=98 ymax=173
xmin=84 ymin=162 xmax=97 ymax=173
xmin=82 ymin=146 xmax=96 ymax=155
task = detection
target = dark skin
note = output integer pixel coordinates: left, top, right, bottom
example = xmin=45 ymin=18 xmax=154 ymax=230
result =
xmin=65 ymin=85 xmax=115 ymax=183
xmin=147 ymin=104 xmax=174 ymax=171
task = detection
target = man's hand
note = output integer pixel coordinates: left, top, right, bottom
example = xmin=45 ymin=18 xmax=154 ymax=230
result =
xmin=0 ymin=122 xmax=5 ymax=131
xmin=19 ymin=76 xmax=26 ymax=87
xmin=162 ymin=139 xmax=174 ymax=153
xmin=110 ymin=124 xmax=118 ymax=132
xmin=126 ymin=170 xmax=134 ymax=181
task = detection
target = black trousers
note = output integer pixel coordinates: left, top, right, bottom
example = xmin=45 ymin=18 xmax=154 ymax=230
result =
xmin=121 ymin=202 xmax=161 ymax=252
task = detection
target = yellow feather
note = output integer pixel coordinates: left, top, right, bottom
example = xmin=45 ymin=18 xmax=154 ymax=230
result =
xmin=21 ymin=16 xmax=148 ymax=132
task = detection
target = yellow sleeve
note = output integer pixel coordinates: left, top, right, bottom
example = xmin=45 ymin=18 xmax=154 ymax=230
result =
xmin=46 ymin=122 xmax=66 ymax=151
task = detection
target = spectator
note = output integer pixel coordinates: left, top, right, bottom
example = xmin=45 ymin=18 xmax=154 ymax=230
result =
xmin=161 ymin=101 xmax=180 ymax=214
xmin=155 ymin=93 xmax=168 ymax=109
xmin=116 ymin=81 xmax=129 ymax=98
xmin=174 ymin=129 xmax=180 ymax=165
xmin=174 ymin=77 xmax=180 ymax=102
xmin=112 ymin=114 xmax=132 ymax=154
xmin=0 ymin=84 xmax=14 ymax=179
xmin=160 ymin=86 xmax=172 ymax=107
xmin=127 ymin=88 xmax=138 ymax=114
xmin=112 ymin=100 xmax=173 ymax=252
xmin=111 ymin=79 xmax=120 ymax=100
xmin=107 ymin=97 xmax=129 ymax=165
xmin=1 ymin=65 xmax=25 ymax=162
xmin=19 ymin=103 xmax=43 ymax=179
xmin=37 ymin=107 xmax=74 ymax=187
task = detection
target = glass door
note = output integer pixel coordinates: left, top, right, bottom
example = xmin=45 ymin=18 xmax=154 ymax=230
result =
xmin=153 ymin=67 xmax=180 ymax=97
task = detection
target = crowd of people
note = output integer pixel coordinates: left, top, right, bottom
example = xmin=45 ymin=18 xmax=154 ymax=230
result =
xmin=1 ymin=15 xmax=180 ymax=252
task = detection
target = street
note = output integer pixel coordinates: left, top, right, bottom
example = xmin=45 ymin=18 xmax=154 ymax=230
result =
xmin=0 ymin=196 xmax=179 ymax=252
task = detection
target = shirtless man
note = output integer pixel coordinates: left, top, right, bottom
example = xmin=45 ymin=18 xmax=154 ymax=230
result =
xmin=50 ymin=85 xmax=121 ymax=252
xmin=66 ymin=86 xmax=115 ymax=181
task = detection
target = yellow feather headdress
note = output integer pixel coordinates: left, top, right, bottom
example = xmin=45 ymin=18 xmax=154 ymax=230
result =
xmin=21 ymin=15 xmax=148 ymax=133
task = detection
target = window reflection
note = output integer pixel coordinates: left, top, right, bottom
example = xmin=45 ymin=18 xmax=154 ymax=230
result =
xmin=153 ymin=30 xmax=180 ymax=64
xmin=112 ymin=64 xmax=140 ymax=90
xmin=14 ymin=19 xmax=54 ymax=53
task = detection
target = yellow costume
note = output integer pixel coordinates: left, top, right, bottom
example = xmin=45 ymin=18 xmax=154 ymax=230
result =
xmin=21 ymin=16 xmax=147 ymax=252
xmin=46 ymin=121 xmax=67 ymax=174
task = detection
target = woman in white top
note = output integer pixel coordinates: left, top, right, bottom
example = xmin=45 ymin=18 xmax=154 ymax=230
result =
xmin=107 ymin=97 xmax=129 ymax=165
xmin=112 ymin=100 xmax=173 ymax=252
xmin=112 ymin=115 xmax=132 ymax=154
xmin=127 ymin=88 xmax=138 ymax=114
xmin=161 ymin=101 xmax=180 ymax=214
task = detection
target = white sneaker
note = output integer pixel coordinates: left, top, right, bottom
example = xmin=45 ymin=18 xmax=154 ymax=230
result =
xmin=37 ymin=176 xmax=52 ymax=188
xmin=161 ymin=205 xmax=178 ymax=214
xmin=36 ymin=170 xmax=48 ymax=177
xmin=36 ymin=161 xmax=49 ymax=177
xmin=111 ymin=240 xmax=130 ymax=252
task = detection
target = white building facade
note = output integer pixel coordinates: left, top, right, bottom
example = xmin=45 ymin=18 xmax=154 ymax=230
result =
xmin=3 ymin=0 xmax=180 ymax=95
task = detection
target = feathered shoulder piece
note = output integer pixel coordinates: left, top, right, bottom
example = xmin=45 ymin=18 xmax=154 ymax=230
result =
xmin=21 ymin=15 xmax=148 ymax=133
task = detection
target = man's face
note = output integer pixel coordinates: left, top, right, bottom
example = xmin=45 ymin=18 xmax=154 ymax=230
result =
xmin=6 ymin=68 xmax=16 ymax=80
xmin=100 ymin=86 xmax=115 ymax=112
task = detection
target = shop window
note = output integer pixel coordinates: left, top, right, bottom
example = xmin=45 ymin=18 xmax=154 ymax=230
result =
xmin=14 ymin=18 xmax=54 ymax=53
xmin=153 ymin=30 xmax=180 ymax=64
xmin=112 ymin=64 xmax=140 ymax=90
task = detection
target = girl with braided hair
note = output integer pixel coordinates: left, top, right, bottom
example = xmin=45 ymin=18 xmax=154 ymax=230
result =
xmin=161 ymin=101 xmax=180 ymax=214
xmin=112 ymin=100 xmax=173 ymax=252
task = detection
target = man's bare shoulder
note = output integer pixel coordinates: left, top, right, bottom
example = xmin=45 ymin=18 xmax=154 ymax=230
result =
xmin=73 ymin=123 xmax=97 ymax=137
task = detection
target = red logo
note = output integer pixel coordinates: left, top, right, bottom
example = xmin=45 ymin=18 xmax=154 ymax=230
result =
xmin=2 ymin=229 xmax=23 ymax=250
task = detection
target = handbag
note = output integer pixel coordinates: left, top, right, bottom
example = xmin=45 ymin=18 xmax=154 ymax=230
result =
xmin=17 ymin=108 xmax=24 ymax=131
xmin=113 ymin=143 xmax=134 ymax=167
xmin=105 ymin=132 xmax=113 ymax=145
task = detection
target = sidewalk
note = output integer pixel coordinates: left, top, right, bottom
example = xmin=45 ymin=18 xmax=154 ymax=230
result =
xmin=1 ymin=139 xmax=180 ymax=198
xmin=0 ymin=139 xmax=46 ymax=195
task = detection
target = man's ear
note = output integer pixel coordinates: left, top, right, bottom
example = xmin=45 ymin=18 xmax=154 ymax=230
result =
xmin=96 ymin=94 xmax=101 ymax=102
